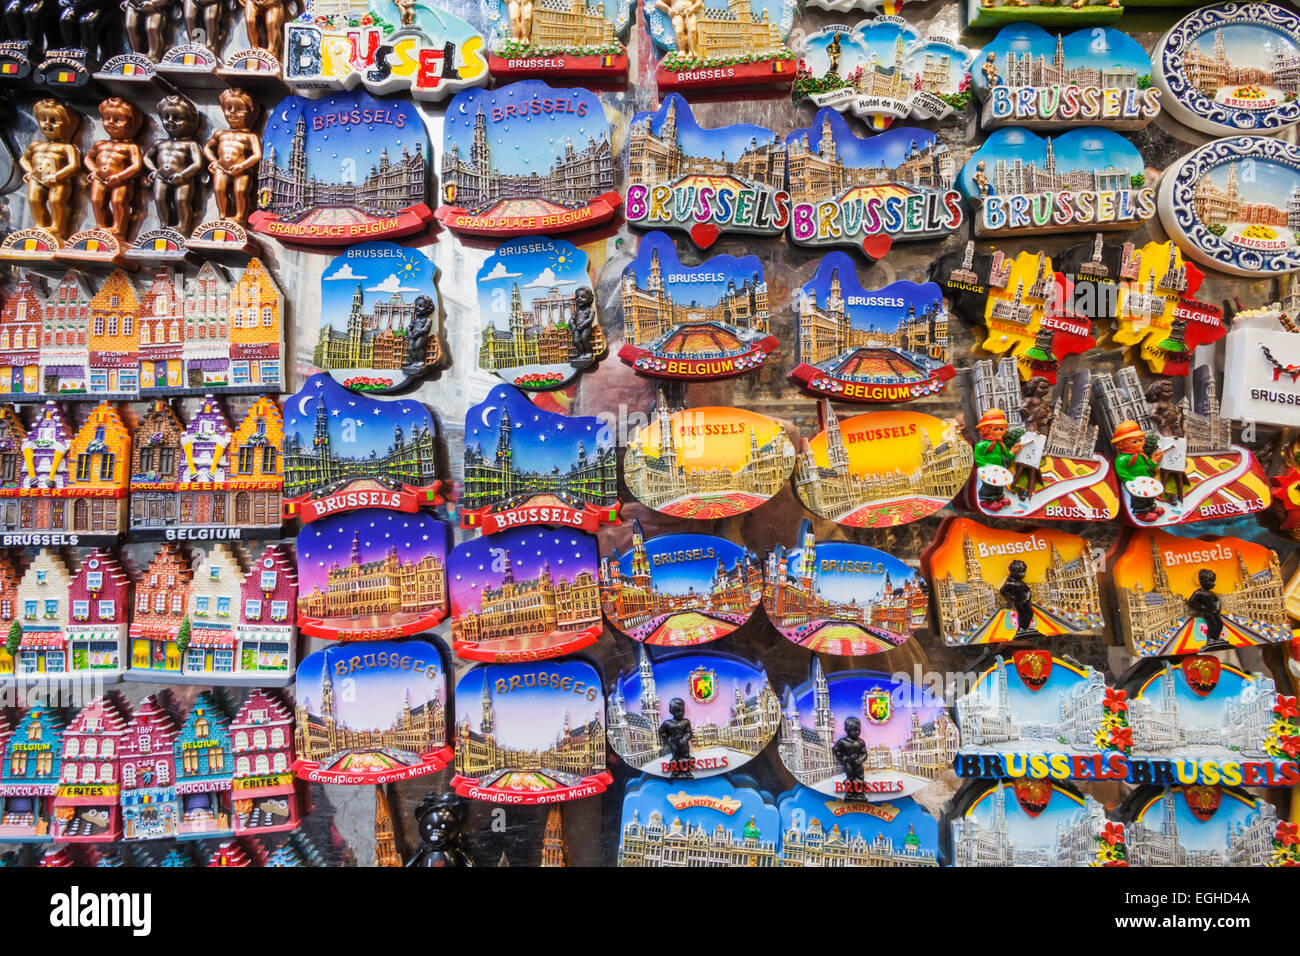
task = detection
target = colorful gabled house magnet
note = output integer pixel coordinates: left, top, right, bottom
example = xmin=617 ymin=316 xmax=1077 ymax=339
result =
xmin=231 ymin=690 xmax=300 ymax=835
xmin=52 ymin=693 xmax=129 ymax=843
xmin=0 ymin=707 xmax=64 ymax=842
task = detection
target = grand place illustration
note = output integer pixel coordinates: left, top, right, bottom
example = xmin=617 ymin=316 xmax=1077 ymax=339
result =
xmin=627 ymin=97 xmax=787 ymax=194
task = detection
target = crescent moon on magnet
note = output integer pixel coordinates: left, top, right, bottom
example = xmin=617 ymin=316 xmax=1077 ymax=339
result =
xmin=298 ymin=394 xmax=313 ymax=417
xmin=480 ymin=405 xmax=496 ymax=429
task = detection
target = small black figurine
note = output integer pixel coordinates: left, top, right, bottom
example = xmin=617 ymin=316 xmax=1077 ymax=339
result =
xmin=405 ymin=792 xmax=473 ymax=867
xmin=657 ymin=697 xmax=694 ymax=779
xmin=55 ymin=0 xmax=114 ymax=61
xmin=1187 ymin=568 xmax=1229 ymax=652
xmin=403 ymin=294 xmax=435 ymax=371
xmin=570 ymin=286 xmax=597 ymax=369
xmin=999 ymin=559 xmax=1037 ymax=637
xmin=831 ymin=716 xmax=868 ymax=802
xmin=4 ymin=0 xmax=51 ymax=50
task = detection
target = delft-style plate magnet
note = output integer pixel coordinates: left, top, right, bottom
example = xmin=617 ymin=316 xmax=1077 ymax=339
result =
xmin=292 ymin=637 xmax=453 ymax=784
xmin=606 ymin=647 xmax=779 ymax=778
xmin=285 ymin=0 xmax=490 ymax=101
xmin=251 ymin=90 xmax=434 ymax=245
xmin=600 ymin=521 xmax=762 ymax=646
xmin=461 ymin=385 xmax=618 ymax=534
xmin=785 ymin=110 xmax=963 ymax=260
xmin=624 ymin=398 xmax=795 ymax=519
xmin=945 ymin=778 xmax=1113 ymax=867
xmin=296 ymin=509 xmax=452 ymax=640
xmin=1092 ymin=365 xmax=1270 ymax=527
xmin=452 ymin=659 xmax=612 ymax=803
xmin=966 ymin=362 xmax=1119 ymax=521
xmin=1158 ymin=135 xmax=1300 ymax=278
xmin=618 ymin=773 xmax=780 ymax=865
xmin=959 ymin=127 xmax=1155 ymax=239
xmin=642 ymin=0 xmax=796 ymax=93
xmin=626 ymin=96 xmax=789 ymax=249
xmin=282 ymin=374 xmax=445 ymax=522
xmin=484 ymin=0 xmax=632 ymax=79
xmin=764 ymin=518 xmax=928 ymax=655
xmin=1221 ymin=303 xmax=1300 ymax=427
xmin=1154 ymin=3 xmax=1300 ymax=138
xmin=313 ymin=243 xmax=444 ymax=394
xmin=477 ymin=238 xmax=606 ymax=390
xmin=791 ymin=255 xmax=953 ymax=403
xmin=973 ymin=25 xmax=1160 ymax=131
xmin=1111 ymin=529 xmax=1289 ymax=656
xmin=778 ymin=661 xmax=957 ymax=802
xmin=1120 ymin=786 xmax=1290 ymax=867
xmin=793 ymin=401 xmax=972 ymax=528
xmin=437 ymin=82 xmax=620 ymax=238
xmin=923 ymin=517 xmax=1102 ymax=646
xmin=793 ymin=21 xmax=974 ymax=130
xmin=448 ymin=527 xmax=602 ymax=661
xmin=778 ymin=786 xmax=939 ymax=866
xmin=618 ymin=232 xmax=778 ymax=380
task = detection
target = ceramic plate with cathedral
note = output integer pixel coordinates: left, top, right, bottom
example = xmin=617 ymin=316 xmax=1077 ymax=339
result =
xmin=295 ymin=509 xmax=451 ymax=640
xmin=606 ymin=648 xmax=779 ymax=778
xmin=777 ymin=661 xmax=956 ymax=802
xmin=793 ymin=401 xmax=971 ymax=528
xmin=250 ymin=90 xmax=433 ymax=245
xmin=1158 ymin=135 xmax=1300 ymax=277
xmin=476 ymin=237 xmax=605 ymax=390
xmin=784 ymin=110 xmax=963 ymax=260
xmin=959 ymin=127 xmax=1155 ymax=239
xmin=623 ymin=398 xmax=795 ymax=519
xmin=618 ymin=232 xmax=778 ymax=381
xmin=282 ymin=374 xmax=445 ymax=523
xmin=437 ymin=82 xmax=620 ymax=237
xmin=625 ymin=95 xmax=789 ymax=248
xmin=790 ymin=256 xmax=952 ymax=403
xmin=484 ymin=0 xmax=632 ymax=79
xmin=460 ymin=385 xmax=618 ymax=534
xmin=1153 ymin=3 xmax=1300 ymax=137
xmin=451 ymin=659 xmax=611 ymax=803
xmin=312 ymin=242 xmax=443 ymax=394
xmin=778 ymin=786 xmax=939 ymax=866
xmin=617 ymin=773 xmax=781 ymax=865
xmin=448 ymin=526 xmax=602 ymax=661
xmin=1119 ymin=786 xmax=1290 ymax=867
xmin=945 ymin=778 xmax=1113 ymax=867
xmin=599 ymin=521 xmax=762 ymax=646
xmin=763 ymin=518 xmax=927 ymax=655
xmin=972 ymin=25 xmax=1160 ymax=131
xmin=292 ymin=637 xmax=452 ymax=784
xmin=1111 ymin=529 xmax=1289 ymax=657
xmin=642 ymin=0 xmax=796 ymax=92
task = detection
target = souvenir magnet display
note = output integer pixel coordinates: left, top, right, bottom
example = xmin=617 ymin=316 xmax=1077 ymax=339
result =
xmin=618 ymin=232 xmax=777 ymax=380
xmin=252 ymin=90 xmax=433 ymax=245
xmin=461 ymin=384 xmax=618 ymax=533
xmin=779 ymin=786 xmax=939 ymax=866
xmin=625 ymin=95 xmax=789 ymax=248
xmin=778 ymin=661 xmax=957 ymax=802
xmin=1154 ymin=3 xmax=1300 ymax=138
xmin=1121 ymin=786 xmax=1290 ymax=867
xmin=606 ymin=647 xmax=779 ymax=779
xmin=1158 ymin=135 xmax=1300 ymax=277
xmin=292 ymin=637 xmax=452 ymax=784
xmin=282 ymin=374 xmax=445 ymax=522
xmin=477 ymin=237 xmax=605 ymax=390
xmin=790 ymin=255 xmax=952 ymax=403
xmin=484 ymin=0 xmax=631 ymax=79
xmin=600 ymin=520 xmax=762 ymax=646
xmin=0 ymin=707 xmax=64 ymax=842
xmin=284 ymin=0 xmax=489 ymax=100
xmin=1221 ymin=302 xmax=1300 ymax=427
xmin=448 ymin=527 xmax=602 ymax=661
xmin=642 ymin=0 xmax=796 ymax=92
xmin=618 ymin=774 xmax=780 ymax=865
xmin=784 ymin=110 xmax=963 ymax=260
xmin=452 ymin=659 xmax=612 ymax=803
xmin=438 ymin=82 xmax=619 ymax=237
xmin=924 ymin=518 xmax=1102 ymax=646
xmin=764 ymin=518 xmax=927 ymax=655
xmin=946 ymin=778 xmax=1112 ymax=867
xmin=52 ymin=693 xmax=128 ymax=842
xmin=972 ymin=25 xmax=1159 ymax=131
xmin=794 ymin=401 xmax=972 ymax=528
xmin=57 ymin=99 xmax=146 ymax=268
xmin=296 ymin=509 xmax=451 ymax=640
xmin=230 ymin=689 xmax=300 ymax=835
xmin=964 ymin=0 xmax=1123 ymax=31
xmin=8 ymin=98 xmax=81 ymax=260
xmin=959 ymin=127 xmax=1154 ymax=239
xmin=623 ymin=398 xmax=795 ymax=519
xmin=1111 ymin=529 xmax=1288 ymax=656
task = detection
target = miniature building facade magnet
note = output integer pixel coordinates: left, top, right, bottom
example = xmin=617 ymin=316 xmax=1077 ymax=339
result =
xmin=1122 ymin=786 xmax=1287 ymax=867
xmin=778 ymin=786 xmax=939 ymax=866
xmin=618 ymin=774 xmax=780 ymax=865
xmin=641 ymin=0 xmax=796 ymax=92
xmin=52 ymin=692 xmax=128 ymax=842
xmin=119 ymin=693 xmax=181 ymax=841
xmin=0 ymin=707 xmax=65 ymax=842
xmin=947 ymin=779 xmax=1112 ymax=867
xmin=230 ymin=690 xmax=300 ymax=835
xmin=173 ymin=692 xmax=234 ymax=839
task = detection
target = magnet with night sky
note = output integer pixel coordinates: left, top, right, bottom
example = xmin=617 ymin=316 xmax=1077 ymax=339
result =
xmin=618 ymin=774 xmax=781 ymax=865
xmin=945 ymin=778 xmax=1113 ymax=867
xmin=599 ymin=520 xmax=762 ymax=647
xmin=448 ymin=526 xmax=603 ymax=662
xmin=291 ymin=637 xmax=452 ymax=785
xmin=642 ymin=0 xmax=797 ymax=93
xmin=452 ymin=659 xmax=611 ymax=803
xmin=295 ymin=509 xmax=452 ymax=640
xmin=437 ymin=82 xmax=620 ymax=238
xmin=763 ymin=518 xmax=928 ymax=655
xmin=777 ymin=660 xmax=957 ymax=802
xmin=281 ymin=374 xmax=446 ymax=523
xmin=778 ymin=786 xmax=939 ymax=866
xmin=606 ymin=646 xmax=779 ymax=779
xmin=250 ymin=90 xmax=434 ymax=245
xmin=1119 ymin=786 xmax=1290 ymax=867
xmin=460 ymin=384 xmax=618 ymax=534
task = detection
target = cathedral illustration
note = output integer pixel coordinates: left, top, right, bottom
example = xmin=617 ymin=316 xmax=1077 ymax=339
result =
xmin=451 ymin=551 xmax=601 ymax=646
xmin=995 ymin=33 xmax=1139 ymax=89
xmin=780 ymin=817 xmax=936 ymax=867
xmin=626 ymin=97 xmax=786 ymax=190
xmin=1191 ymin=161 xmax=1300 ymax=231
xmin=478 ymin=282 xmax=605 ymax=372
xmin=621 ymin=244 xmax=770 ymax=347
xmin=990 ymin=136 xmax=1130 ymax=197
xmin=619 ymin=810 xmax=778 ymax=866
xmin=1093 ymin=364 xmax=1231 ymax=455
xmin=293 ymin=668 xmax=446 ymax=766
xmin=299 ymin=531 xmax=447 ymax=621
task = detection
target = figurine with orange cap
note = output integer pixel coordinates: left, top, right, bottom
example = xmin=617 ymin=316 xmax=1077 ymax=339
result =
xmin=973 ymin=408 xmax=1021 ymax=511
xmin=1112 ymin=419 xmax=1165 ymax=522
